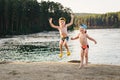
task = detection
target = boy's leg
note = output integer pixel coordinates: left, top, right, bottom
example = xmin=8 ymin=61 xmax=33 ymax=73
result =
xmin=79 ymin=49 xmax=84 ymax=69
xmin=59 ymin=40 xmax=63 ymax=58
xmin=84 ymin=48 xmax=88 ymax=66
xmin=63 ymin=40 xmax=70 ymax=56
xmin=63 ymin=40 xmax=69 ymax=52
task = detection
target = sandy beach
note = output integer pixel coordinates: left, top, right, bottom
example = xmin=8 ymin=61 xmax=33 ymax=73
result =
xmin=0 ymin=61 xmax=120 ymax=80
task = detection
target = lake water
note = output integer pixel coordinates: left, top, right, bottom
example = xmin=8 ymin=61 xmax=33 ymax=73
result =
xmin=0 ymin=29 xmax=120 ymax=65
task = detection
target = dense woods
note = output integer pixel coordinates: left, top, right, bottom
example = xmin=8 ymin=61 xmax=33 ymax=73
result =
xmin=0 ymin=0 xmax=120 ymax=36
xmin=0 ymin=0 xmax=72 ymax=36
xmin=75 ymin=12 xmax=120 ymax=29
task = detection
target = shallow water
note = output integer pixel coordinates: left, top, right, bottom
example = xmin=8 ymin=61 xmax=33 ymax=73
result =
xmin=69 ymin=29 xmax=120 ymax=65
xmin=0 ymin=29 xmax=120 ymax=65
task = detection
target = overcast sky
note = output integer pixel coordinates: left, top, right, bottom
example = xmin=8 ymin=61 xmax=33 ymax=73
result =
xmin=37 ymin=0 xmax=120 ymax=13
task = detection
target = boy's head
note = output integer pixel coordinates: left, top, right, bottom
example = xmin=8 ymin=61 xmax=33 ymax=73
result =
xmin=59 ymin=17 xmax=66 ymax=27
xmin=79 ymin=24 xmax=87 ymax=33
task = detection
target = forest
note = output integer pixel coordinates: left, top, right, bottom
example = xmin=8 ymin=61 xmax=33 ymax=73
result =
xmin=0 ymin=0 xmax=72 ymax=36
xmin=0 ymin=0 xmax=120 ymax=36
xmin=74 ymin=12 xmax=120 ymax=29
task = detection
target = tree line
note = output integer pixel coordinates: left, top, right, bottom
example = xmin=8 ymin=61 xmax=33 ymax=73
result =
xmin=74 ymin=12 xmax=120 ymax=29
xmin=0 ymin=0 xmax=73 ymax=36
xmin=0 ymin=0 xmax=120 ymax=37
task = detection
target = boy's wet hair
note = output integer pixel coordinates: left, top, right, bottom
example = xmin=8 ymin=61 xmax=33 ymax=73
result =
xmin=59 ymin=17 xmax=66 ymax=21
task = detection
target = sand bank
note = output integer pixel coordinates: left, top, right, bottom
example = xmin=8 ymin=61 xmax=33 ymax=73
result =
xmin=0 ymin=61 xmax=120 ymax=80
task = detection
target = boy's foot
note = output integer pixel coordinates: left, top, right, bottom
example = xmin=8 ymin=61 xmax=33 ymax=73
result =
xmin=79 ymin=65 xmax=84 ymax=69
xmin=59 ymin=53 xmax=63 ymax=58
xmin=84 ymin=63 xmax=88 ymax=67
xmin=67 ymin=51 xmax=71 ymax=56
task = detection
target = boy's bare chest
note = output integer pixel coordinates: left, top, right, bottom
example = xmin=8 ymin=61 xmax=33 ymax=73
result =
xmin=59 ymin=27 xmax=67 ymax=32
xmin=79 ymin=34 xmax=86 ymax=40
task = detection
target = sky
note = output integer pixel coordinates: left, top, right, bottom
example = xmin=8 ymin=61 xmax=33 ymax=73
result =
xmin=37 ymin=0 xmax=120 ymax=14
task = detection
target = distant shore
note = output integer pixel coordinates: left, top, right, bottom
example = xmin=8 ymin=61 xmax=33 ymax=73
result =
xmin=0 ymin=61 xmax=120 ymax=80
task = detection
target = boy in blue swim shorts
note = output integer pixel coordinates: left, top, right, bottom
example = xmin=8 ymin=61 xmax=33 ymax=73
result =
xmin=49 ymin=14 xmax=74 ymax=58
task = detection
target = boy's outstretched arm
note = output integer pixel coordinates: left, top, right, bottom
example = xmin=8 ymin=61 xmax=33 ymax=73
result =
xmin=49 ymin=18 xmax=59 ymax=29
xmin=66 ymin=14 xmax=74 ymax=27
xmin=86 ymin=34 xmax=97 ymax=44
xmin=71 ymin=33 xmax=79 ymax=40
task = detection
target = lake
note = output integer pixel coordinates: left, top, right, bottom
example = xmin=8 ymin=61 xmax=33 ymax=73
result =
xmin=0 ymin=29 xmax=120 ymax=65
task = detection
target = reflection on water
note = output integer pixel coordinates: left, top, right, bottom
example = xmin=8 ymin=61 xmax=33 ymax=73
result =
xmin=17 ymin=42 xmax=59 ymax=52
xmin=0 ymin=29 xmax=120 ymax=65
xmin=0 ymin=42 xmax=60 ymax=61
xmin=0 ymin=32 xmax=61 ymax=62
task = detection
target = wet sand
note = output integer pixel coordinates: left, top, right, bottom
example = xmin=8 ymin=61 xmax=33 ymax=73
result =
xmin=0 ymin=61 xmax=120 ymax=80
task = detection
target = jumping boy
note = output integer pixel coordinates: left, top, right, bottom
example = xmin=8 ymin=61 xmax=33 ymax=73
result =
xmin=49 ymin=14 xmax=74 ymax=58
xmin=71 ymin=24 xmax=97 ymax=68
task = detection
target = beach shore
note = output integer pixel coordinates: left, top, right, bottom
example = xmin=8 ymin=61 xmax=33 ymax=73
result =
xmin=0 ymin=61 xmax=120 ymax=80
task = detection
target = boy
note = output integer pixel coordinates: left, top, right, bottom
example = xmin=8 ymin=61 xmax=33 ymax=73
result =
xmin=71 ymin=24 xmax=97 ymax=68
xmin=49 ymin=14 xmax=74 ymax=58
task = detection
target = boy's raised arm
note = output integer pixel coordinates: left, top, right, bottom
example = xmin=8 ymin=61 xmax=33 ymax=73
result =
xmin=49 ymin=18 xmax=59 ymax=29
xmin=66 ymin=14 xmax=74 ymax=27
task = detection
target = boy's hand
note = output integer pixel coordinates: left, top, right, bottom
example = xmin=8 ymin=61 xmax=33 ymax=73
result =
xmin=94 ymin=41 xmax=97 ymax=44
xmin=71 ymin=14 xmax=74 ymax=18
xmin=71 ymin=37 xmax=74 ymax=40
xmin=49 ymin=18 xmax=52 ymax=23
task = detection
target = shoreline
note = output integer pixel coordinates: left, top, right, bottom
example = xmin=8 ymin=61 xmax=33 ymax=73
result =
xmin=0 ymin=60 xmax=120 ymax=66
xmin=0 ymin=61 xmax=120 ymax=80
